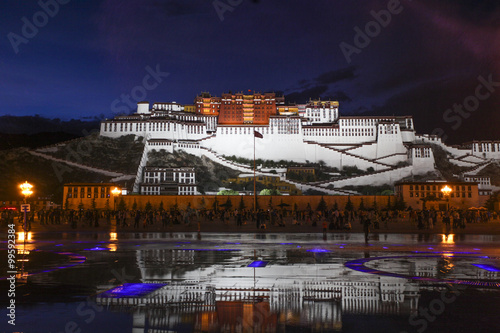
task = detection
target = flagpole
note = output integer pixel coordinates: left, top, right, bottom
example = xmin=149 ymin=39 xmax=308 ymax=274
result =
xmin=254 ymin=128 xmax=256 ymax=211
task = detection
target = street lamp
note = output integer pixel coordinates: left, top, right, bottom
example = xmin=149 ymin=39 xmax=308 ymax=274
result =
xmin=19 ymin=181 xmax=33 ymax=281
xmin=441 ymin=185 xmax=452 ymax=210
xmin=111 ymin=187 xmax=121 ymax=211
xmin=19 ymin=181 xmax=33 ymax=231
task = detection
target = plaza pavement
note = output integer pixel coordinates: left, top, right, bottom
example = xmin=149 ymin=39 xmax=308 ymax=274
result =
xmin=10 ymin=215 xmax=500 ymax=235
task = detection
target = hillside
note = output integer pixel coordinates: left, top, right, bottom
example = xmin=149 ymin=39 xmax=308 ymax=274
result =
xmin=0 ymin=115 xmax=100 ymax=135
xmin=0 ymin=148 xmax=111 ymax=202
xmin=41 ymin=133 xmax=144 ymax=174
xmin=0 ymin=132 xmax=79 ymax=150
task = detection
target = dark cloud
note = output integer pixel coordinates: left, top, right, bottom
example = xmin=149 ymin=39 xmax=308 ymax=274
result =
xmin=285 ymin=86 xmax=329 ymax=104
xmin=362 ymin=75 xmax=500 ymax=144
xmin=314 ymin=66 xmax=357 ymax=85
xmin=323 ymin=91 xmax=352 ymax=102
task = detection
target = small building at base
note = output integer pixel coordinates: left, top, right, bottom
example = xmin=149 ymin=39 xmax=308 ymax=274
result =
xmin=63 ymin=183 xmax=120 ymax=210
xmin=394 ymin=181 xmax=480 ymax=210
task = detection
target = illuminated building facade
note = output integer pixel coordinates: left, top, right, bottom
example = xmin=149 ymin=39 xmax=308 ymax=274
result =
xmin=140 ymin=167 xmax=197 ymax=195
xmin=63 ymin=183 xmax=118 ymax=209
xmin=218 ymin=92 xmax=284 ymax=125
xmin=194 ymin=92 xmax=221 ymax=115
xmin=394 ymin=181 xmax=480 ymax=210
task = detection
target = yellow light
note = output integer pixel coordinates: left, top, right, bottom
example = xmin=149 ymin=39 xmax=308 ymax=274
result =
xmin=17 ymin=232 xmax=32 ymax=242
xmin=441 ymin=234 xmax=455 ymax=244
xmin=111 ymin=187 xmax=121 ymax=196
xmin=110 ymin=232 xmax=117 ymax=241
xmin=441 ymin=185 xmax=452 ymax=196
xmin=20 ymin=181 xmax=33 ymax=197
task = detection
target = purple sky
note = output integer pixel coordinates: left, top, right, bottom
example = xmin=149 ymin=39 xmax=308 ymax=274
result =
xmin=1 ymin=0 xmax=500 ymax=143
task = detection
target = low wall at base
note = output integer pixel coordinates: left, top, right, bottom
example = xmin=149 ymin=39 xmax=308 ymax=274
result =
xmin=116 ymin=195 xmax=394 ymax=211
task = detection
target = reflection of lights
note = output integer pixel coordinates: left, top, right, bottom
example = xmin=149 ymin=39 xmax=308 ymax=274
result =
xmin=178 ymin=249 xmax=241 ymax=252
xmin=99 ymin=283 xmax=167 ymax=298
xmin=16 ymin=249 xmax=30 ymax=255
xmin=84 ymin=247 xmax=111 ymax=251
xmin=441 ymin=234 xmax=455 ymax=244
xmin=110 ymin=232 xmax=117 ymax=241
xmin=345 ymin=255 xmax=500 ymax=288
xmin=108 ymin=243 xmax=117 ymax=252
xmin=472 ymin=264 xmax=500 ymax=272
xmin=248 ymin=260 xmax=268 ymax=267
xmin=307 ymin=249 xmax=330 ymax=253
xmin=16 ymin=271 xmax=29 ymax=282
xmin=18 ymin=232 xmax=32 ymax=241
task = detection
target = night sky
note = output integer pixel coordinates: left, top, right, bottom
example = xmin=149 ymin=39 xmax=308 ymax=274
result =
xmin=1 ymin=0 xmax=500 ymax=143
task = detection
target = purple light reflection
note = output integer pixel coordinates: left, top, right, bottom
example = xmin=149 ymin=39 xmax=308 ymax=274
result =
xmin=307 ymin=249 xmax=330 ymax=253
xmin=345 ymin=255 xmax=500 ymax=288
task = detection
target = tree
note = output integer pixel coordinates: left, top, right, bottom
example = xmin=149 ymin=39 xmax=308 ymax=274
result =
xmin=145 ymin=201 xmax=152 ymax=212
xmin=268 ymin=196 xmax=273 ymax=209
xmin=333 ymin=201 xmax=339 ymax=211
xmin=238 ymin=196 xmax=246 ymax=211
xmin=259 ymin=189 xmax=281 ymax=195
xmin=117 ymin=197 xmax=126 ymax=211
xmin=345 ymin=196 xmax=354 ymax=211
xmin=358 ymin=198 xmax=365 ymax=211
xmin=386 ymin=196 xmax=392 ymax=211
xmin=254 ymin=197 xmax=260 ymax=211
xmin=372 ymin=197 xmax=378 ymax=212
xmin=223 ymin=197 xmax=233 ymax=210
xmin=91 ymin=198 xmax=97 ymax=210
xmin=217 ymin=189 xmax=239 ymax=195
xmin=64 ymin=197 xmax=70 ymax=210
xmin=104 ymin=199 xmax=110 ymax=211
xmin=394 ymin=196 xmax=407 ymax=211
xmin=159 ymin=201 xmax=164 ymax=212
xmin=199 ymin=197 xmax=206 ymax=210
xmin=316 ymin=196 xmax=327 ymax=212
xmin=132 ymin=199 xmax=137 ymax=211
xmin=484 ymin=191 xmax=499 ymax=211
xmin=78 ymin=200 xmax=84 ymax=211
xmin=212 ymin=197 xmax=219 ymax=212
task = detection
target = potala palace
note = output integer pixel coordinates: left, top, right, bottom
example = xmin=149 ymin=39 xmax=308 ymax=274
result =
xmin=99 ymin=92 xmax=499 ymax=195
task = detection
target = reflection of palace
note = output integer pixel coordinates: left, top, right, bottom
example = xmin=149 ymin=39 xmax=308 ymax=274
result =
xmin=96 ymin=247 xmax=421 ymax=332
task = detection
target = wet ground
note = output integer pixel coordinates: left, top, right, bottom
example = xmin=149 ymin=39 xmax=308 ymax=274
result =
xmin=1 ymin=231 xmax=500 ymax=332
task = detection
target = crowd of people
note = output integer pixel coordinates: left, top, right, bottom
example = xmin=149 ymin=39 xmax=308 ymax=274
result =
xmin=1 ymin=205 xmax=497 ymax=233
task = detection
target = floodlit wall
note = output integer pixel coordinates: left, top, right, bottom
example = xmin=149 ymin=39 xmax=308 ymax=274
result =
xmin=114 ymin=194 xmax=395 ymax=212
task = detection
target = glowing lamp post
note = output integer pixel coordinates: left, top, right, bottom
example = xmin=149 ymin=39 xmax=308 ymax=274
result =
xmin=441 ymin=185 xmax=452 ymax=211
xmin=111 ymin=187 xmax=121 ymax=211
xmin=19 ymin=181 xmax=33 ymax=231
xmin=19 ymin=181 xmax=33 ymax=279
xmin=20 ymin=181 xmax=33 ymax=201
